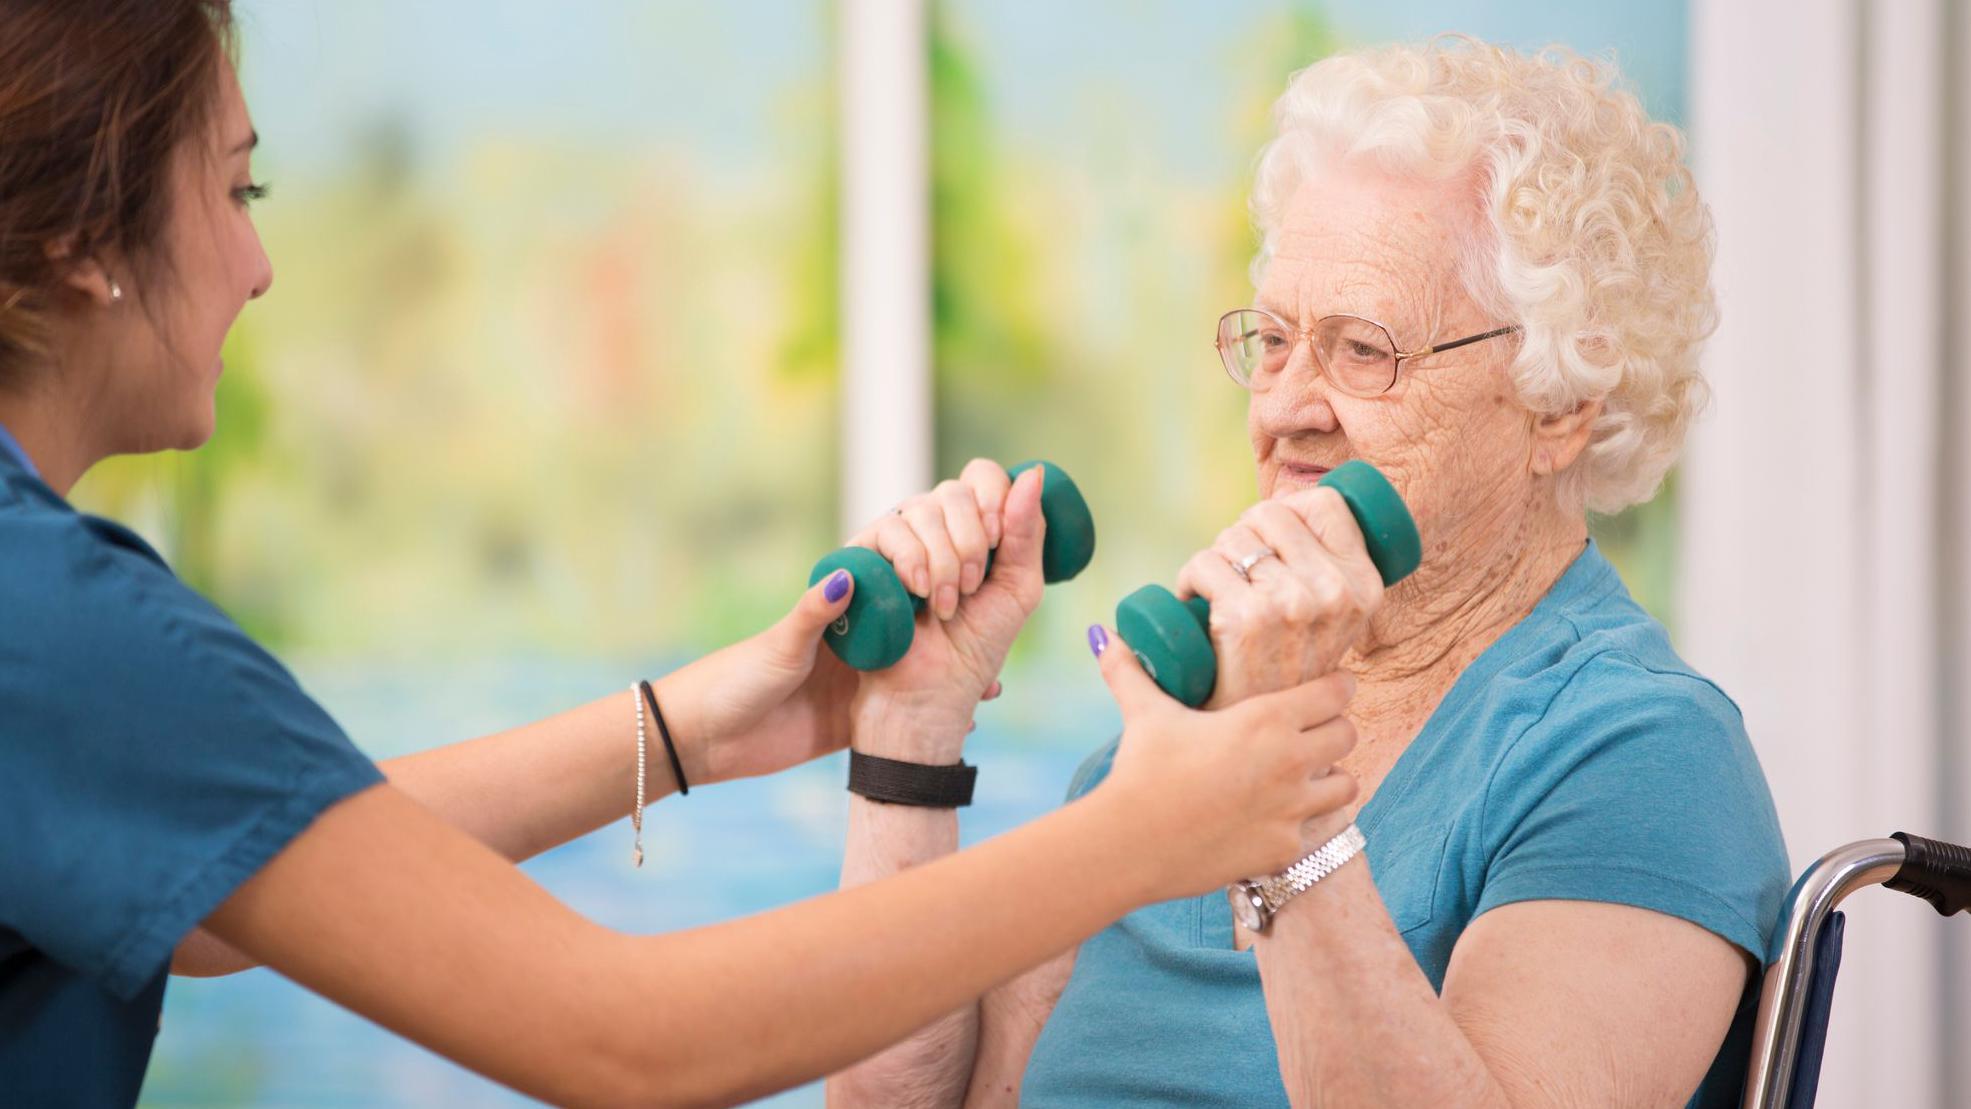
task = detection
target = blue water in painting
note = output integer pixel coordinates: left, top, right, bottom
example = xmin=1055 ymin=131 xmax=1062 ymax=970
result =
xmin=137 ymin=657 xmax=1118 ymax=1107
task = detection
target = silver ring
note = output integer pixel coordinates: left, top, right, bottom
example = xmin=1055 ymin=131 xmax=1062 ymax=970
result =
xmin=1230 ymin=546 xmax=1277 ymax=582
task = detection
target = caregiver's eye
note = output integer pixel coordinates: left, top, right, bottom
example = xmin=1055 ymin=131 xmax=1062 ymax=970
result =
xmin=232 ymin=181 xmax=271 ymax=208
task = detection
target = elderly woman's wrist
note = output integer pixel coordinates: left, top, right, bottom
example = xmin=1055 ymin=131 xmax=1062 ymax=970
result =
xmin=1297 ymin=809 xmax=1358 ymax=857
xmin=849 ymin=694 xmax=972 ymax=763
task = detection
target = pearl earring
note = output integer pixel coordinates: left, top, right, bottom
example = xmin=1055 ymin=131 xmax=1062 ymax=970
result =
xmin=109 ymin=280 xmax=123 ymax=303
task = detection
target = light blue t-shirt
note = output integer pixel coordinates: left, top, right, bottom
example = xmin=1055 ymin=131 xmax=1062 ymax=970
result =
xmin=1023 ymin=541 xmax=1788 ymax=1108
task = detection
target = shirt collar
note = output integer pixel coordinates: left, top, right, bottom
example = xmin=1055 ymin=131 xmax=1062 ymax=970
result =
xmin=0 ymin=420 xmax=40 ymax=481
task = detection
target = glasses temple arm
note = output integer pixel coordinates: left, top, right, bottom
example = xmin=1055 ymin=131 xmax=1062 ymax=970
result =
xmin=1404 ymin=324 xmax=1521 ymax=359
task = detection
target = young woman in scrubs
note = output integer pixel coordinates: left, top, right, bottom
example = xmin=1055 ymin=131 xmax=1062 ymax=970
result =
xmin=0 ymin=2 xmax=1362 ymax=1105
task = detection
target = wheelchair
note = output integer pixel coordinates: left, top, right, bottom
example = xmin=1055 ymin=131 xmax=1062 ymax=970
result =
xmin=1741 ymin=832 xmax=1971 ymax=1107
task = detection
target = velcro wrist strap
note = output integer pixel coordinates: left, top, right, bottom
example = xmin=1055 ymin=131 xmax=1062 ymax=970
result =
xmin=848 ymin=750 xmax=977 ymax=808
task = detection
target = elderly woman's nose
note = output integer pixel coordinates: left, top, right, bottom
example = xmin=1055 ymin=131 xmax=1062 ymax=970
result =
xmin=1251 ymin=377 xmax=1340 ymax=436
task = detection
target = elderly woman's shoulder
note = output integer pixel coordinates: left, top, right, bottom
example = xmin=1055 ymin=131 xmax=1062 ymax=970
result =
xmin=1480 ymin=590 xmax=1759 ymax=789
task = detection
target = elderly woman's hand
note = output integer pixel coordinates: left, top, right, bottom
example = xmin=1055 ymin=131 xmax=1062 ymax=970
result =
xmin=1176 ymin=485 xmax=1386 ymax=709
xmin=842 ymin=460 xmax=1047 ymax=762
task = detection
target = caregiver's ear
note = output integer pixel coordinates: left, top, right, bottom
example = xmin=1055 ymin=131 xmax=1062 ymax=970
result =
xmin=45 ymin=237 xmax=121 ymax=308
xmin=1530 ymin=397 xmax=1603 ymax=476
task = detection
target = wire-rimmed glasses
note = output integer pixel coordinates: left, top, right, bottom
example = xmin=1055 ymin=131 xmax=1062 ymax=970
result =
xmin=1215 ymin=307 xmax=1520 ymax=397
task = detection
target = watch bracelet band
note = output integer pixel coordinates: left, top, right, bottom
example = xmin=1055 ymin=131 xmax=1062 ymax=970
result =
xmin=847 ymin=749 xmax=977 ymax=808
xmin=1260 ymin=822 xmax=1367 ymax=912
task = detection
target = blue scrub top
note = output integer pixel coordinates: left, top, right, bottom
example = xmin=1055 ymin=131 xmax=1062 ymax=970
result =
xmin=0 ymin=434 xmax=384 ymax=1106
xmin=1023 ymin=541 xmax=1791 ymax=1108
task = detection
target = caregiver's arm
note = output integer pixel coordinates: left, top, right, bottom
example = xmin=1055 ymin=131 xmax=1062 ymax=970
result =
xmin=1256 ymin=867 xmax=1750 ymax=1107
xmin=383 ymin=566 xmax=866 ymax=862
xmin=174 ymin=516 xmax=870 ymax=977
xmin=204 ymin=660 xmax=1358 ymax=1109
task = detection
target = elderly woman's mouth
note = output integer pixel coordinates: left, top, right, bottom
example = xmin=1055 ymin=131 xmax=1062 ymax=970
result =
xmin=1276 ymin=462 xmax=1333 ymax=486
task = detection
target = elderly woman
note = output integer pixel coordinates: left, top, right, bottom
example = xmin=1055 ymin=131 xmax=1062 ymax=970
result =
xmin=831 ymin=38 xmax=1788 ymax=1108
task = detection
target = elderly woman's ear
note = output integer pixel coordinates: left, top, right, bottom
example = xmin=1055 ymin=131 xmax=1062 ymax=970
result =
xmin=1529 ymin=398 xmax=1603 ymax=478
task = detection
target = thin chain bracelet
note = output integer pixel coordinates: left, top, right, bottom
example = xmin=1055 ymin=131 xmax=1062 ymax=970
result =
xmin=630 ymin=684 xmax=647 ymax=867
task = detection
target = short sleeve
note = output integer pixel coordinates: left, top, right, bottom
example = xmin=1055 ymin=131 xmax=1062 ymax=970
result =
xmin=1472 ymin=653 xmax=1790 ymax=960
xmin=1064 ymin=737 xmax=1121 ymax=803
xmin=0 ymin=511 xmax=384 ymax=1000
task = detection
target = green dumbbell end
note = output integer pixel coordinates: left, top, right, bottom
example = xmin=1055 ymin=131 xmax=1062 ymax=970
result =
xmin=810 ymin=547 xmax=917 ymax=671
xmin=1115 ymin=584 xmax=1217 ymax=708
xmin=1007 ymin=460 xmax=1096 ymax=583
xmin=1316 ymin=460 xmax=1421 ymax=586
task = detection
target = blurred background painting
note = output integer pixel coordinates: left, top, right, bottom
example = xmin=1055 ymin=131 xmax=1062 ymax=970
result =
xmin=112 ymin=1 xmax=1969 ymax=1106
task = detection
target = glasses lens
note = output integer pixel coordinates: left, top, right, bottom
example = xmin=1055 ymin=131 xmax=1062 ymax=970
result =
xmin=1314 ymin=316 xmax=1398 ymax=395
xmin=1218 ymin=309 xmax=1290 ymax=385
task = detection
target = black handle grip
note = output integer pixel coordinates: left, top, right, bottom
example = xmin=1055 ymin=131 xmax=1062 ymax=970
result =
xmin=1887 ymin=831 xmax=1971 ymax=917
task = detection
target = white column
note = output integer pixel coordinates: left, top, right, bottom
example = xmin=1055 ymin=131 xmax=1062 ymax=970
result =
xmin=1683 ymin=1 xmax=1950 ymax=1105
xmin=838 ymin=0 xmax=933 ymax=536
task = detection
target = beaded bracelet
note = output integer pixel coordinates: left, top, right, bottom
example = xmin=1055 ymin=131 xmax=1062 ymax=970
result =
xmin=629 ymin=680 xmax=690 ymax=868
xmin=630 ymin=684 xmax=648 ymax=867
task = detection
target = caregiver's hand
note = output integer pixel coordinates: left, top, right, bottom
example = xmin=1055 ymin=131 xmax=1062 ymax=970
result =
xmin=1091 ymin=632 xmax=1361 ymax=895
xmin=1175 ymin=486 xmax=1385 ymax=710
xmin=654 ymin=569 xmax=864 ymax=786
xmin=846 ymin=460 xmax=1046 ymax=762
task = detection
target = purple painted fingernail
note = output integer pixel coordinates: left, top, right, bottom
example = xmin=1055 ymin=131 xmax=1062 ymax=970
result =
xmin=824 ymin=569 xmax=850 ymax=603
xmin=1087 ymin=624 xmax=1108 ymax=658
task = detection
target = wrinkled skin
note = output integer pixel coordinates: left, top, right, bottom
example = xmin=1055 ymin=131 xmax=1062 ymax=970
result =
xmin=1198 ymin=164 xmax=1598 ymax=723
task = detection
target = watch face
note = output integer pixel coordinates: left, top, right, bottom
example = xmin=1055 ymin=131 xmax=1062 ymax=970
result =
xmin=1227 ymin=883 xmax=1266 ymax=932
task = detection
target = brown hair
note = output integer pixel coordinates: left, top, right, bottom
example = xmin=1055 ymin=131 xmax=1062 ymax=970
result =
xmin=0 ymin=0 xmax=235 ymax=381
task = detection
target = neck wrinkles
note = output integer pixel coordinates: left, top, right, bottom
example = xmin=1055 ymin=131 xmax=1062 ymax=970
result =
xmin=1344 ymin=486 xmax=1588 ymax=735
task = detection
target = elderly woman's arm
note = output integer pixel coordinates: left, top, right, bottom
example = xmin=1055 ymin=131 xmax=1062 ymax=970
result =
xmin=825 ymin=721 xmax=1081 ymax=1109
xmin=1186 ymin=489 xmax=1757 ymax=1104
xmin=1256 ymin=858 xmax=1750 ymax=1107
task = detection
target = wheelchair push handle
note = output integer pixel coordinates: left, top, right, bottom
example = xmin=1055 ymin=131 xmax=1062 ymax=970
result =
xmin=1886 ymin=831 xmax=1971 ymax=917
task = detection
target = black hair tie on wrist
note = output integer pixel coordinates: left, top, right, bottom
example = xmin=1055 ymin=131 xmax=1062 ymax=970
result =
xmin=637 ymin=680 xmax=689 ymax=796
xmin=848 ymin=750 xmax=976 ymax=808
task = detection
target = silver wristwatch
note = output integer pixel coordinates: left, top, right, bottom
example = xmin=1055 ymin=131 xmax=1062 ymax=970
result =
xmin=1227 ymin=823 xmax=1367 ymax=934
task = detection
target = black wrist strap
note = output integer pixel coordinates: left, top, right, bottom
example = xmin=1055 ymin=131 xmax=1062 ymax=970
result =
xmin=848 ymin=750 xmax=976 ymax=808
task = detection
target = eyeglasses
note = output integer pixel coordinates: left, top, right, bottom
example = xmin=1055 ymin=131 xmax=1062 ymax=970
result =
xmin=1215 ymin=307 xmax=1520 ymax=398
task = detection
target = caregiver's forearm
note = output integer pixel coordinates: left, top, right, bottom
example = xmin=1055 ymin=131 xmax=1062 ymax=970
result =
xmin=379 ymin=681 xmax=689 ymax=864
xmin=174 ymin=682 xmax=690 ymax=978
xmin=1255 ymin=860 xmax=1509 ymax=1109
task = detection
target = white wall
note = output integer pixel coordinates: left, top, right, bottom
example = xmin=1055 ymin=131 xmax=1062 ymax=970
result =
xmin=1683 ymin=1 xmax=1966 ymax=1104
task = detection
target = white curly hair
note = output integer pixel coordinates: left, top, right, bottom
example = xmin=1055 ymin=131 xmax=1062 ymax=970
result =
xmin=1250 ymin=36 xmax=1717 ymax=514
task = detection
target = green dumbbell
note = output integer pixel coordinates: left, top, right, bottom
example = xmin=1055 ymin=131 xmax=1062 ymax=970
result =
xmin=1115 ymin=460 xmax=1421 ymax=707
xmin=809 ymin=460 xmax=1096 ymax=671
